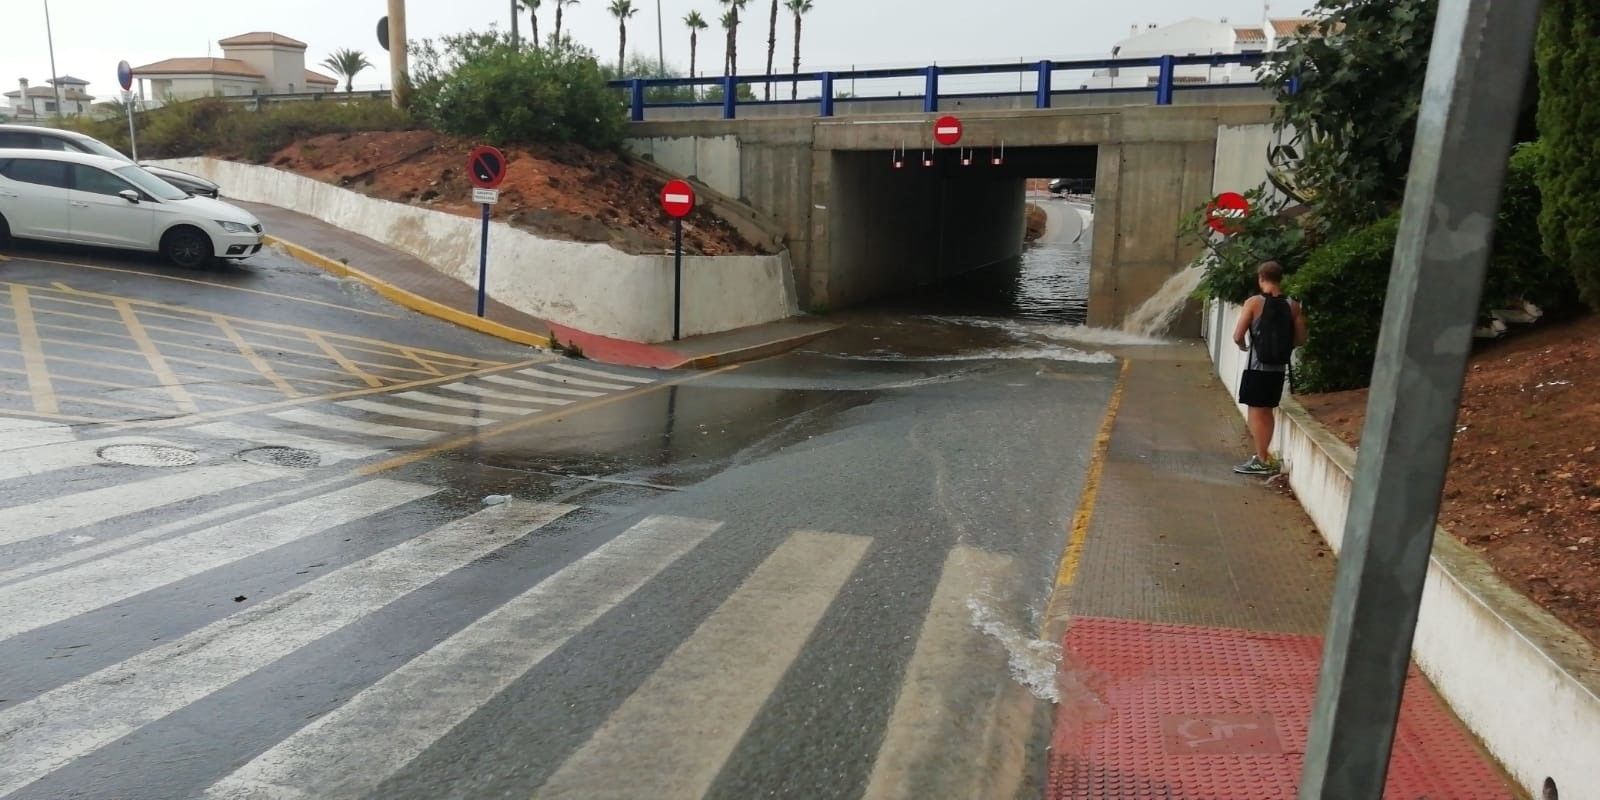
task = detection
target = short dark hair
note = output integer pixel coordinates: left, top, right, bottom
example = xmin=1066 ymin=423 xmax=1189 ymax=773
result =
xmin=1258 ymin=261 xmax=1285 ymax=283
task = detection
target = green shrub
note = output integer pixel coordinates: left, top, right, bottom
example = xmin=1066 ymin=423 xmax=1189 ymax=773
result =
xmin=1285 ymin=215 xmax=1400 ymax=393
xmin=1484 ymin=141 xmax=1579 ymax=314
xmin=59 ymin=97 xmax=413 ymax=162
xmin=1182 ymin=186 xmax=1312 ymax=304
xmin=1536 ymin=0 xmax=1600 ymax=310
xmin=412 ymin=31 xmax=625 ymax=148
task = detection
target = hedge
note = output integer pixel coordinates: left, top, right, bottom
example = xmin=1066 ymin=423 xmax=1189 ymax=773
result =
xmin=1536 ymin=0 xmax=1600 ymax=310
xmin=1285 ymin=215 xmax=1401 ymax=393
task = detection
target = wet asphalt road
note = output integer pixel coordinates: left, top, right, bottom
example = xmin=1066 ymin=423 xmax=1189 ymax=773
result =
xmin=0 ymin=207 xmax=1129 ymax=799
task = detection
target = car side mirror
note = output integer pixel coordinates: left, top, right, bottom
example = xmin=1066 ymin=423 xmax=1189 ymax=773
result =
xmin=117 ymin=190 xmax=140 ymax=204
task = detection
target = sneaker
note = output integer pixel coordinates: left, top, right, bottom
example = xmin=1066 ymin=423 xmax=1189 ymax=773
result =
xmin=1233 ymin=456 xmax=1278 ymax=476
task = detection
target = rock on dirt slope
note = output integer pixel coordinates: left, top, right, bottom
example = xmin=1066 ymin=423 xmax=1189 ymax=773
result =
xmin=1300 ymin=313 xmax=1600 ymax=647
xmin=263 ymin=130 xmax=763 ymax=256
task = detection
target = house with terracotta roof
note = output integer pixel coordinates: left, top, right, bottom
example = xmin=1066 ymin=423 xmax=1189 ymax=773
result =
xmin=132 ymin=31 xmax=337 ymax=104
xmin=3 ymin=76 xmax=94 ymax=120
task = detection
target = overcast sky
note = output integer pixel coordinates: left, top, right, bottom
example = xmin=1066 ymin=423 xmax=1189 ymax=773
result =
xmin=3 ymin=0 xmax=1302 ymax=101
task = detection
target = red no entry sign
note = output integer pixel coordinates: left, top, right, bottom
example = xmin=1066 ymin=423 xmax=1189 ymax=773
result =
xmin=467 ymin=145 xmax=508 ymax=190
xmin=660 ymin=179 xmax=696 ymax=219
xmin=1206 ymin=191 xmax=1250 ymax=234
xmin=933 ymin=115 xmax=963 ymax=147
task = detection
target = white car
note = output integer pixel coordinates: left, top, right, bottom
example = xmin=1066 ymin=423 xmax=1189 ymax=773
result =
xmin=0 ymin=149 xmax=261 ymax=268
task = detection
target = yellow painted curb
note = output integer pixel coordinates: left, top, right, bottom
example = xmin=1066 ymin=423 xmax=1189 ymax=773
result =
xmin=264 ymin=235 xmax=552 ymax=349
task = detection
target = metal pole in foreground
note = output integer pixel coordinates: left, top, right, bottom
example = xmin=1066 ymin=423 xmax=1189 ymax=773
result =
xmin=1298 ymin=1 xmax=1543 ymax=797
xmin=42 ymin=0 xmax=62 ymax=117
xmin=477 ymin=203 xmax=491 ymax=318
xmin=672 ymin=218 xmax=683 ymax=341
xmin=125 ymin=94 xmax=138 ymax=161
xmin=387 ymin=0 xmax=409 ymax=109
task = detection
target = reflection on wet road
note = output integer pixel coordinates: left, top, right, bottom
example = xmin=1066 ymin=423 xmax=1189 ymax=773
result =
xmin=0 ymin=210 xmax=1171 ymax=799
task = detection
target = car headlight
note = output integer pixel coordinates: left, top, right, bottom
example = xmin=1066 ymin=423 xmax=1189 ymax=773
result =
xmin=216 ymin=220 xmax=254 ymax=234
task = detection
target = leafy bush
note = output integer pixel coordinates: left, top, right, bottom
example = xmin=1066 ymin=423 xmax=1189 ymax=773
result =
xmin=1182 ymin=186 xmax=1311 ymax=304
xmin=1484 ymin=141 xmax=1579 ymax=314
xmin=1285 ymin=215 xmax=1400 ymax=393
xmin=411 ymin=30 xmax=625 ymax=148
xmin=59 ymin=97 xmax=412 ymax=162
xmin=1536 ymin=0 xmax=1600 ymax=310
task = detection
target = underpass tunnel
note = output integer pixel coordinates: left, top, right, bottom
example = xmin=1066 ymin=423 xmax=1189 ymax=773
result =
xmin=818 ymin=145 xmax=1098 ymax=315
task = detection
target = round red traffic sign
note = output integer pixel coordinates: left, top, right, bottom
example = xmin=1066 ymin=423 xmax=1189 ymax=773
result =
xmin=933 ymin=115 xmax=963 ymax=147
xmin=1206 ymin=191 xmax=1250 ymax=234
xmin=467 ymin=145 xmax=508 ymax=190
xmin=660 ymin=179 xmax=696 ymax=219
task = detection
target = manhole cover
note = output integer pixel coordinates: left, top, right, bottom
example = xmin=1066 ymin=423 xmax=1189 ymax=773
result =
xmin=99 ymin=444 xmax=200 ymax=468
xmin=237 ymin=446 xmax=320 ymax=469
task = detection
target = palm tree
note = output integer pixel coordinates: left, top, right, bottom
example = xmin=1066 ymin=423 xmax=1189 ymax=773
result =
xmin=609 ymin=0 xmax=638 ymax=74
xmin=520 ymin=0 xmax=542 ymax=49
xmin=554 ymin=0 xmax=580 ymax=46
xmin=763 ymin=0 xmax=779 ymax=100
xmin=719 ymin=0 xmax=747 ymax=77
xmin=718 ymin=9 xmax=737 ymax=77
xmin=685 ymin=11 xmax=709 ymax=91
xmin=786 ymin=0 xmax=813 ymax=100
xmin=321 ymin=48 xmax=374 ymax=93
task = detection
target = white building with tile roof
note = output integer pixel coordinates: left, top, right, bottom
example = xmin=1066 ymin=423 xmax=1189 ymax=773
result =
xmin=1083 ymin=16 xmax=1317 ymax=90
xmin=3 ymin=76 xmax=95 ymax=120
xmin=132 ymin=31 xmax=338 ymax=104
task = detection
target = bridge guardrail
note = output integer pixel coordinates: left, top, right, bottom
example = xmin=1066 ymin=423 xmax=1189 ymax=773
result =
xmin=609 ymin=52 xmax=1276 ymax=121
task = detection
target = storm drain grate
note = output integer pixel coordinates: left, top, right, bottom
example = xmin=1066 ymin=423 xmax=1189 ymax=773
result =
xmin=237 ymin=446 xmax=320 ymax=469
xmin=99 ymin=444 xmax=200 ymax=468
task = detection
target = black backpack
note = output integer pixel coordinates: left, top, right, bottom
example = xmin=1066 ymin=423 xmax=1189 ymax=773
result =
xmin=1253 ymin=294 xmax=1295 ymax=367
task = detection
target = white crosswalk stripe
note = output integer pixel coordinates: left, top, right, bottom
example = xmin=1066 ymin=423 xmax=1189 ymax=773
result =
xmin=0 ymin=462 xmax=291 ymax=548
xmin=481 ymin=373 xmax=604 ymax=398
xmin=0 ymin=480 xmax=437 ymax=640
xmin=0 ymin=497 xmax=576 ymax=798
xmin=203 ymin=515 xmax=722 ymax=800
xmin=394 ymin=390 xmax=530 ymax=417
xmin=517 ymin=367 xmax=634 ymax=391
xmin=0 ymin=418 xmax=75 ymax=452
xmin=438 ymin=381 xmax=573 ymax=406
xmin=536 ymin=531 xmax=871 ymax=798
xmin=544 ymin=361 xmax=656 ymax=384
xmin=187 ymin=422 xmax=386 ymax=465
xmin=338 ymin=398 xmax=496 ymax=427
xmin=0 ymin=435 xmax=183 ymax=483
xmin=269 ymin=407 xmax=439 ymax=441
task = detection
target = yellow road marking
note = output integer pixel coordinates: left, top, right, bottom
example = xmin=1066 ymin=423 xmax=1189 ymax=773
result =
xmin=8 ymin=285 xmax=58 ymax=414
xmin=402 ymin=348 xmax=444 ymax=377
xmin=1041 ymin=358 xmax=1130 ymax=635
xmin=307 ymin=331 xmax=384 ymax=388
xmin=358 ymin=363 xmax=737 ymax=476
xmin=0 ymin=405 xmax=103 ymax=424
xmin=0 ymin=382 xmax=169 ymax=414
xmin=0 ymin=327 xmax=360 ymax=391
xmin=213 ymin=316 xmax=301 ymax=399
xmin=13 ymin=255 xmax=398 ymax=318
xmin=113 ymin=300 xmax=198 ymax=414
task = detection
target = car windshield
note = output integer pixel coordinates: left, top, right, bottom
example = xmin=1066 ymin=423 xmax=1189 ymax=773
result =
xmin=114 ymin=165 xmax=189 ymax=201
xmin=73 ymin=137 xmax=132 ymax=163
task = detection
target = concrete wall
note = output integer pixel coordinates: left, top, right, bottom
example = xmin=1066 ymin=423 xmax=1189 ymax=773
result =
xmin=1202 ymin=301 xmax=1600 ymax=800
xmin=157 ymin=158 xmax=798 ymax=343
xmin=631 ymin=103 xmax=1273 ymax=324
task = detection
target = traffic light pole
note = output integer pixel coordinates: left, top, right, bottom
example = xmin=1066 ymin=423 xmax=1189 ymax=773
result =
xmin=1297 ymin=1 xmax=1544 ymax=796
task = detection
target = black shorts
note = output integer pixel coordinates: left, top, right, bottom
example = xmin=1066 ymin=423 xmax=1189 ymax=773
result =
xmin=1239 ymin=369 xmax=1286 ymax=408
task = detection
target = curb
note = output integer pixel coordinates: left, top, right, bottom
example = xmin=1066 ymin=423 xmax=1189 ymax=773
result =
xmin=1203 ymin=301 xmax=1600 ymax=799
xmin=262 ymin=235 xmax=551 ymax=349
xmin=671 ymin=326 xmax=839 ymax=370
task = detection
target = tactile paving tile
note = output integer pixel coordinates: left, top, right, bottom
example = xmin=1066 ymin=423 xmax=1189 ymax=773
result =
xmin=1049 ymin=616 xmax=1518 ymax=799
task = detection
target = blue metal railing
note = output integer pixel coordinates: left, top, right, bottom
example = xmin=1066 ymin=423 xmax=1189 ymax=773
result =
xmin=608 ymin=52 xmax=1272 ymax=121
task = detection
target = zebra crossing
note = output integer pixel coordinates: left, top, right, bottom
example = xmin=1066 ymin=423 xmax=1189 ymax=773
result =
xmin=0 ymin=427 xmax=1035 ymax=798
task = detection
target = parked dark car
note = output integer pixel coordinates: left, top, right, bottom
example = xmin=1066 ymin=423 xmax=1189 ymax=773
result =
xmin=0 ymin=124 xmax=221 ymax=199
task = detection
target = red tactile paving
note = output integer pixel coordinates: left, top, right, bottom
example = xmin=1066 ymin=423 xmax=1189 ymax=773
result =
xmin=1049 ymin=617 xmax=1517 ymax=799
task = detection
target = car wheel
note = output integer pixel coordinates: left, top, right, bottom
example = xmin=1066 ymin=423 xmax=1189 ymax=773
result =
xmin=161 ymin=226 xmax=213 ymax=269
xmin=0 ymin=213 xmax=10 ymax=245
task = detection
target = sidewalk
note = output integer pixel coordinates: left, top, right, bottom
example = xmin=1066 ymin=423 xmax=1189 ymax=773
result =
xmin=1047 ymin=344 xmax=1518 ymax=798
xmin=243 ymin=203 xmax=835 ymax=369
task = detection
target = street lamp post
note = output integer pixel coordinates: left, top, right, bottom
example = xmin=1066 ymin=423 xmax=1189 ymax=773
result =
xmin=43 ymin=0 xmax=62 ymax=118
xmin=656 ymin=0 xmax=666 ymax=75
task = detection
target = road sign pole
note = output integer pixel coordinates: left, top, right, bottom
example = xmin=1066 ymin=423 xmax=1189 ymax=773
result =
xmin=124 ymin=94 xmax=138 ymax=161
xmin=477 ymin=202 xmax=490 ymax=318
xmin=673 ymin=218 xmax=683 ymax=341
xmin=1298 ymin=0 xmax=1542 ymax=796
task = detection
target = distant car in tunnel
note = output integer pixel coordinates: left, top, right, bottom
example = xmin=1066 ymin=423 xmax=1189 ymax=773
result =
xmin=1049 ymin=178 xmax=1092 ymax=196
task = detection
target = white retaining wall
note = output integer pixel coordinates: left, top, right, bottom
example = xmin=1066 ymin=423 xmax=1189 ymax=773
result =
xmin=1203 ymin=300 xmax=1600 ymax=800
xmin=157 ymin=158 xmax=798 ymax=343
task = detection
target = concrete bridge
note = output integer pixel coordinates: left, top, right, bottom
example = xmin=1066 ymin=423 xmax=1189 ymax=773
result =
xmin=627 ymin=102 xmax=1276 ymax=327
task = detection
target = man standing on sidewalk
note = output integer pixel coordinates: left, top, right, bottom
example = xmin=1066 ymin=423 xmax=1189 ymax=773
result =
xmin=1232 ymin=261 xmax=1307 ymax=475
